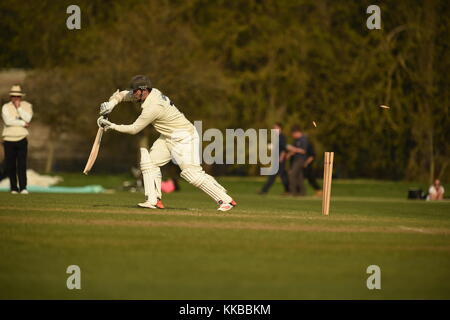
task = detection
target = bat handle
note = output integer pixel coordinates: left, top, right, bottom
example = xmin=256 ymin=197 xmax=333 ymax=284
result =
xmin=97 ymin=114 xmax=109 ymax=129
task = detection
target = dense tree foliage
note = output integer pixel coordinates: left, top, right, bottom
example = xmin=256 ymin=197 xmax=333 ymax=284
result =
xmin=0 ymin=0 xmax=448 ymax=181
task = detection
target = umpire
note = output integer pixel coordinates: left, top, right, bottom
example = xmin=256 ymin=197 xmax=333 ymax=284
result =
xmin=1 ymin=85 xmax=33 ymax=194
xmin=259 ymin=123 xmax=289 ymax=194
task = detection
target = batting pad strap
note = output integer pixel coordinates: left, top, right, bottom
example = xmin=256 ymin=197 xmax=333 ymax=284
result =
xmin=154 ymin=172 xmax=162 ymax=199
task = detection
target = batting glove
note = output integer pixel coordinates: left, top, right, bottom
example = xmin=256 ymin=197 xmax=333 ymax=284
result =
xmin=99 ymin=101 xmax=113 ymax=116
xmin=97 ymin=116 xmax=114 ymax=131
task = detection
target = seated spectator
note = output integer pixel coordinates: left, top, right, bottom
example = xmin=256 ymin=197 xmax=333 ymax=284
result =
xmin=427 ymin=179 xmax=444 ymax=201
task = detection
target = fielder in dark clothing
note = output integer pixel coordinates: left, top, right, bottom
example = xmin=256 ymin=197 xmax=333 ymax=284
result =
xmin=287 ymin=126 xmax=308 ymax=196
xmin=259 ymin=123 xmax=289 ymax=194
xmin=304 ymin=140 xmax=322 ymax=196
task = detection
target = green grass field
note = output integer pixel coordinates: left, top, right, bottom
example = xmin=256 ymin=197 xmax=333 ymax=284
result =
xmin=0 ymin=175 xmax=449 ymax=299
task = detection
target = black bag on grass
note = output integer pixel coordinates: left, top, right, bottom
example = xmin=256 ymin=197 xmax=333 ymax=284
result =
xmin=408 ymin=188 xmax=426 ymax=200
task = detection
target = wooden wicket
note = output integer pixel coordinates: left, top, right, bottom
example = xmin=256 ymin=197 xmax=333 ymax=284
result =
xmin=322 ymin=152 xmax=334 ymax=216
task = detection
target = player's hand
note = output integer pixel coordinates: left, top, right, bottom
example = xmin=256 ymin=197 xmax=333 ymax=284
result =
xmin=97 ymin=116 xmax=113 ymax=131
xmin=100 ymin=90 xmax=122 ymax=115
xmin=99 ymin=101 xmax=113 ymax=116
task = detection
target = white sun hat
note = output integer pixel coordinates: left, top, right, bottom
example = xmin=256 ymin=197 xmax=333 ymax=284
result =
xmin=9 ymin=85 xmax=25 ymax=97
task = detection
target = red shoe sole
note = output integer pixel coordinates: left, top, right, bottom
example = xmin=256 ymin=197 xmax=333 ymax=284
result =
xmin=156 ymin=200 xmax=165 ymax=209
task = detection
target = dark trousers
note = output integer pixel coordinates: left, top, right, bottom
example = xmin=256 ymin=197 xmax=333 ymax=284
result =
xmin=289 ymin=158 xmax=306 ymax=195
xmin=3 ymin=138 xmax=28 ymax=191
xmin=304 ymin=163 xmax=321 ymax=191
xmin=0 ymin=160 xmax=6 ymax=180
xmin=261 ymin=161 xmax=289 ymax=193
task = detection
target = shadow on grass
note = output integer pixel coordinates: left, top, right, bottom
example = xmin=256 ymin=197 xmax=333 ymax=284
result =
xmin=91 ymin=204 xmax=191 ymax=210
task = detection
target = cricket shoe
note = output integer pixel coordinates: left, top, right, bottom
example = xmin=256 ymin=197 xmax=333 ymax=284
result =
xmin=217 ymin=200 xmax=237 ymax=212
xmin=156 ymin=199 xmax=165 ymax=209
xmin=137 ymin=201 xmax=157 ymax=209
xmin=138 ymin=199 xmax=165 ymax=209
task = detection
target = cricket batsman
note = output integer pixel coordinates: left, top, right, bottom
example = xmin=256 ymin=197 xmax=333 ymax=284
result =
xmin=98 ymin=75 xmax=237 ymax=212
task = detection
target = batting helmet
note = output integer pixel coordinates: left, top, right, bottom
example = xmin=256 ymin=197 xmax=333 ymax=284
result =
xmin=129 ymin=75 xmax=152 ymax=91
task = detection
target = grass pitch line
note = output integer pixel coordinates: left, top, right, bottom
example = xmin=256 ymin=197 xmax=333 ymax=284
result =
xmin=1 ymin=205 xmax=444 ymax=226
xmin=2 ymin=215 xmax=450 ymax=235
xmin=398 ymin=226 xmax=428 ymax=234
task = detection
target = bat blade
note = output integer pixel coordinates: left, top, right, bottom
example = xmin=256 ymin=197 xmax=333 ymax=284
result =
xmin=83 ymin=128 xmax=104 ymax=175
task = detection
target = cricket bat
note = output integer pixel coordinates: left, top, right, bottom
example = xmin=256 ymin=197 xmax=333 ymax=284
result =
xmin=83 ymin=126 xmax=105 ymax=175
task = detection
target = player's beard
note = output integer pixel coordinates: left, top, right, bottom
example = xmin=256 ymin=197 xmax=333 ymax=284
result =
xmin=137 ymin=91 xmax=147 ymax=102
